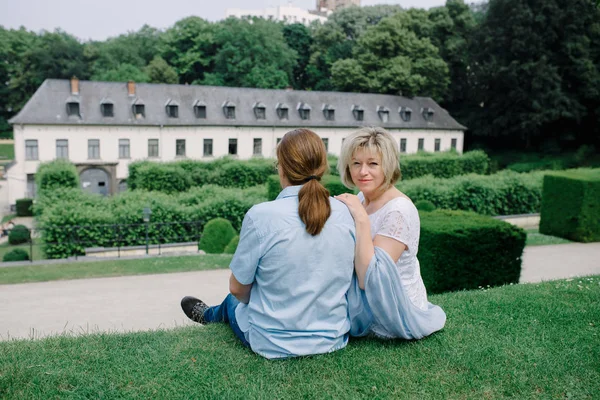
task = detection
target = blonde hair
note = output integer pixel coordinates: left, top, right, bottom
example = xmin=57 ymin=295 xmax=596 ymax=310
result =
xmin=337 ymin=127 xmax=401 ymax=189
xmin=277 ymin=128 xmax=331 ymax=236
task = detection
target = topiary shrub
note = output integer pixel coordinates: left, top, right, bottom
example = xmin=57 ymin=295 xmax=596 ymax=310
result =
xmin=419 ymin=210 xmax=526 ymax=294
xmin=224 ymin=235 xmax=240 ymax=254
xmin=3 ymin=248 xmax=30 ymax=262
xmin=16 ymin=198 xmax=34 ymax=216
xmin=36 ymin=159 xmax=79 ymax=194
xmin=415 ymin=199 xmax=436 ymax=212
xmin=539 ymin=169 xmax=600 ymax=242
xmin=8 ymin=224 xmax=30 ymax=245
xmin=199 ymin=218 xmax=237 ymax=254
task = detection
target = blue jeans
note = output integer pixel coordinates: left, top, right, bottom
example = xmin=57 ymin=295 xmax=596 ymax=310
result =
xmin=203 ymin=294 xmax=250 ymax=348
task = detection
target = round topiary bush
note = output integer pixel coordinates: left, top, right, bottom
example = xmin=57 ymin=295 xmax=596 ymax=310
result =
xmin=8 ymin=224 xmax=31 ymax=245
xmin=3 ymin=248 xmax=30 ymax=262
xmin=199 ymin=218 xmax=236 ymax=254
xmin=224 ymin=235 xmax=240 ymax=254
xmin=415 ymin=200 xmax=436 ymax=212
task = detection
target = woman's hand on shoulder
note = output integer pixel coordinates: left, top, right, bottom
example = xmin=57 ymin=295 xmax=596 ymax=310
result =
xmin=334 ymin=193 xmax=368 ymax=222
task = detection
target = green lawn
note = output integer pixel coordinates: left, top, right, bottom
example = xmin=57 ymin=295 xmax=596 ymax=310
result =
xmin=1 ymin=276 xmax=598 ymax=399
xmin=526 ymin=229 xmax=573 ymax=246
xmin=0 ymin=143 xmax=14 ymax=161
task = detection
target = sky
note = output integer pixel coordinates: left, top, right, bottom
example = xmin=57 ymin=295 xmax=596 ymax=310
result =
xmin=0 ymin=0 xmax=448 ymax=41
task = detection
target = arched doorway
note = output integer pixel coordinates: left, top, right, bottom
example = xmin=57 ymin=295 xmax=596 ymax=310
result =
xmin=80 ymin=168 xmax=111 ymax=196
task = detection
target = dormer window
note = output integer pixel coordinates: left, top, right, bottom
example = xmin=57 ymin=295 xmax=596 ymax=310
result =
xmin=194 ymin=100 xmax=207 ymax=119
xmin=253 ymin=102 xmax=266 ymax=120
xmin=223 ymin=101 xmax=236 ymax=119
xmin=166 ymin=99 xmax=179 ymax=118
xmin=100 ymin=97 xmax=113 ymax=117
xmin=421 ymin=107 xmax=435 ymax=121
xmin=276 ymin=103 xmax=289 ymax=120
xmin=322 ymin=104 xmax=335 ymax=121
xmin=66 ymin=96 xmax=80 ymax=117
xmin=377 ymin=106 xmax=390 ymax=123
xmin=399 ymin=106 xmax=412 ymax=122
xmin=298 ymin=102 xmax=311 ymax=120
xmin=131 ymin=98 xmax=145 ymax=119
xmin=352 ymin=105 xmax=364 ymax=121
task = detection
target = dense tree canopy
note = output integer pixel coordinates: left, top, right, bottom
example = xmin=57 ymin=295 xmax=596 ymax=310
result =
xmin=1 ymin=0 xmax=599 ymax=150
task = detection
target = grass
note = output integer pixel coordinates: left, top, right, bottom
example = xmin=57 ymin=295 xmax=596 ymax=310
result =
xmin=0 ymin=254 xmax=232 ymax=285
xmin=1 ymin=276 xmax=598 ymax=399
xmin=0 ymin=214 xmax=16 ymax=224
xmin=526 ymin=229 xmax=573 ymax=246
xmin=0 ymin=240 xmax=45 ymax=263
xmin=0 ymin=143 xmax=14 ymax=161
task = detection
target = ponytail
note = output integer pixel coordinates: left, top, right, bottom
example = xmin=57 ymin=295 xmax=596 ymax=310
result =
xmin=298 ymin=178 xmax=331 ymax=236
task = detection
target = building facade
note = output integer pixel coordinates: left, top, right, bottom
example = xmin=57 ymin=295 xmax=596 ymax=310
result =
xmin=5 ymin=78 xmax=465 ymax=205
xmin=225 ymin=5 xmax=327 ymax=26
xmin=317 ymin=0 xmax=361 ymax=13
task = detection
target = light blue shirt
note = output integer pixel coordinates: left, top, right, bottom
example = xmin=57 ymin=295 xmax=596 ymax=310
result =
xmin=231 ymin=185 xmax=356 ymax=359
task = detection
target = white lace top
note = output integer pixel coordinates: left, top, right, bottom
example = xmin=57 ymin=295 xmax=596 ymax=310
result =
xmin=359 ymin=193 xmax=429 ymax=311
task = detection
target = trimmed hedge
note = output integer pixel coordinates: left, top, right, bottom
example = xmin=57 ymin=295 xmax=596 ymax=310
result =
xmin=199 ymin=218 xmax=237 ymax=254
xmin=16 ymin=198 xmax=33 ymax=217
xmin=3 ymin=248 xmax=30 ymax=262
xmin=400 ymin=150 xmax=489 ymax=180
xmin=131 ymin=163 xmax=192 ymax=194
xmin=414 ymin=200 xmax=436 ymax=212
xmin=419 ymin=210 xmax=526 ymax=294
xmin=224 ymin=235 xmax=239 ymax=254
xmin=266 ymin=175 xmax=353 ymax=201
xmin=36 ymin=159 xmax=79 ymax=194
xmin=36 ymin=185 xmax=267 ymax=259
xmin=8 ymin=224 xmax=30 ymax=245
xmin=539 ymin=169 xmax=600 ymax=242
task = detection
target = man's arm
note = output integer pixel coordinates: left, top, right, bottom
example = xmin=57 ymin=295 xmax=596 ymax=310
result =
xmin=229 ymin=273 xmax=252 ymax=304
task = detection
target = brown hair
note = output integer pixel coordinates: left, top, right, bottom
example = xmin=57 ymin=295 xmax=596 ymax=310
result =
xmin=277 ymin=128 xmax=331 ymax=236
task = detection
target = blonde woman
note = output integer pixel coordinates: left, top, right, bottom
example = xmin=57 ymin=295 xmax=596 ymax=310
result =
xmin=335 ymin=127 xmax=446 ymax=339
xmin=182 ymin=129 xmax=356 ymax=359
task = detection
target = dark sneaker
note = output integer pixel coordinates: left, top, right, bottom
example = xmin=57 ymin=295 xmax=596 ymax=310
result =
xmin=181 ymin=296 xmax=209 ymax=324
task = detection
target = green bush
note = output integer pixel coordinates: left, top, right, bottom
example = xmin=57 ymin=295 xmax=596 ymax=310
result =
xmin=2 ymin=248 xmax=30 ymax=262
xmin=400 ymin=150 xmax=489 ymax=180
xmin=267 ymin=175 xmax=281 ymax=201
xmin=419 ymin=210 xmax=526 ymax=294
xmin=36 ymin=159 xmax=79 ymax=194
xmin=539 ymin=169 xmax=600 ymax=242
xmin=414 ymin=200 xmax=436 ymax=212
xmin=130 ymin=163 xmax=191 ymax=194
xmin=15 ymin=198 xmax=33 ymax=217
xmin=322 ymin=175 xmax=353 ymax=196
xmin=8 ymin=224 xmax=30 ymax=245
xmin=224 ymin=235 xmax=240 ymax=254
xmin=199 ymin=218 xmax=237 ymax=254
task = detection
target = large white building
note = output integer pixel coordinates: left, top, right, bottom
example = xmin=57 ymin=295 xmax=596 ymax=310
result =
xmin=3 ymin=78 xmax=465 ymax=206
xmin=225 ymin=4 xmax=327 ymax=26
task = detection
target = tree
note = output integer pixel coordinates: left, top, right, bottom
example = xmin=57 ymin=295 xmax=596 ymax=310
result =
xmin=145 ymin=56 xmax=178 ymax=84
xmin=283 ymin=23 xmax=313 ymax=89
xmin=93 ymin=64 xmax=150 ymax=83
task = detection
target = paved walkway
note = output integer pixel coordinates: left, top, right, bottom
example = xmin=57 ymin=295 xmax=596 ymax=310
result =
xmin=1 ymin=242 xmax=599 ymax=341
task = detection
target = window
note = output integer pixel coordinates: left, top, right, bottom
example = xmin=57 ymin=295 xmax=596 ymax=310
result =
xmin=276 ymin=103 xmax=289 ymax=120
xmin=194 ymin=103 xmax=207 ymax=119
xmin=100 ymin=103 xmax=114 ymax=117
xmin=203 ymin=139 xmax=213 ymax=157
xmin=228 ymin=138 xmax=238 ymax=155
xmin=176 ymin=139 xmax=186 ymax=157
xmin=254 ymin=102 xmax=266 ymax=120
xmin=323 ymin=104 xmax=335 ymax=121
xmin=377 ymin=106 xmax=389 ymax=123
xmin=435 ymin=138 xmax=441 ymax=152
xmin=167 ymin=104 xmax=179 ymax=118
xmin=451 ymin=138 xmax=457 ymax=150
xmin=352 ymin=105 xmax=364 ymax=121
xmin=418 ymin=138 xmax=424 ymax=151
xmin=399 ymin=107 xmax=412 ymax=122
xmin=298 ymin=103 xmax=311 ymax=120
xmin=119 ymin=139 xmax=130 ymax=159
xmin=148 ymin=139 xmax=159 ymax=158
xmin=88 ymin=139 xmax=100 ymax=159
xmin=253 ymin=138 xmax=262 ymax=156
xmin=422 ymin=107 xmax=435 ymax=121
xmin=56 ymin=139 xmax=68 ymax=159
xmin=67 ymin=102 xmax=80 ymax=116
xmin=223 ymin=101 xmax=236 ymax=119
xmin=322 ymin=138 xmax=329 ymax=152
xmin=26 ymin=174 xmax=36 ymax=198
xmin=400 ymin=138 xmax=407 ymax=153
xmin=133 ymin=103 xmax=145 ymax=119
xmin=25 ymin=140 xmax=38 ymax=160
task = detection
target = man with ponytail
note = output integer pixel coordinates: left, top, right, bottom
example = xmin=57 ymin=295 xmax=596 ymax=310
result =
xmin=181 ymin=129 xmax=356 ymax=359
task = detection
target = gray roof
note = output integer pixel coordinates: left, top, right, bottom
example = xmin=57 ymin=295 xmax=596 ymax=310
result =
xmin=9 ymin=79 xmax=466 ymax=130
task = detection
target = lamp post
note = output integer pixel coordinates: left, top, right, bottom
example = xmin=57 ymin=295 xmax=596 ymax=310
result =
xmin=143 ymin=207 xmax=152 ymax=255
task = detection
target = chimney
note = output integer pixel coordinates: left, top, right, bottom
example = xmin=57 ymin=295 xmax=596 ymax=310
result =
xmin=70 ymin=76 xmax=79 ymax=95
xmin=127 ymin=81 xmax=136 ymax=97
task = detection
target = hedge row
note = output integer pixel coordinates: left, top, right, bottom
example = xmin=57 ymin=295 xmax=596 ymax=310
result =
xmin=266 ymin=175 xmax=354 ymax=201
xmin=35 ymin=159 xmax=79 ymax=195
xmin=36 ymin=185 xmax=267 ymax=259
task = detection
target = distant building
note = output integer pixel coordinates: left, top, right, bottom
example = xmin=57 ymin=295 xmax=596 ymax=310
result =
xmin=316 ymin=0 xmax=361 ymax=13
xmin=226 ymin=4 xmax=327 ymax=26
xmin=4 ymin=78 xmax=465 ymax=204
